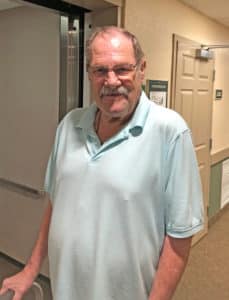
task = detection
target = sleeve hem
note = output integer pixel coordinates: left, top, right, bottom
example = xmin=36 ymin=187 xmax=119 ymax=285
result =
xmin=166 ymin=222 xmax=204 ymax=238
xmin=44 ymin=186 xmax=54 ymax=203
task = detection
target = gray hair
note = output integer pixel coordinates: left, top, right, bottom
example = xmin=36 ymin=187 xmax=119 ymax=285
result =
xmin=86 ymin=26 xmax=145 ymax=70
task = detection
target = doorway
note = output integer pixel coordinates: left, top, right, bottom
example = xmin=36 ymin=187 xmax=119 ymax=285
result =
xmin=171 ymin=35 xmax=215 ymax=243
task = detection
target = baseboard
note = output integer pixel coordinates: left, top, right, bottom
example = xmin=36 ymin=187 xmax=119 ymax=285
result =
xmin=208 ymin=202 xmax=229 ymax=227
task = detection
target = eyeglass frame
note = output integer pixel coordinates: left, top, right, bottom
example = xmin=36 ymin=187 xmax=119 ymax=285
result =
xmin=88 ymin=63 xmax=138 ymax=79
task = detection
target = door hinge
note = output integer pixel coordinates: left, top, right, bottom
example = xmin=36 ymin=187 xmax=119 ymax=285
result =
xmin=212 ymin=69 xmax=216 ymax=81
xmin=209 ymin=138 xmax=213 ymax=150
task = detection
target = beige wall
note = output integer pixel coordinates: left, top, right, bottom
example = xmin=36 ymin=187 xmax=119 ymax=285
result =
xmin=212 ymin=49 xmax=229 ymax=153
xmin=124 ymin=0 xmax=229 ymax=153
xmin=0 ymin=6 xmax=60 ymax=275
xmin=92 ymin=6 xmax=120 ymax=27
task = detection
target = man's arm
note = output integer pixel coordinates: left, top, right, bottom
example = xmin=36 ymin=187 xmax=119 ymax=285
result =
xmin=149 ymin=235 xmax=192 ymax=300
xmin=0 ymin=200 xmax=52 ymax=300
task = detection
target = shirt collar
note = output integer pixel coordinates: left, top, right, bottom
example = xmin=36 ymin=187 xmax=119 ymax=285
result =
xmin=126 ymin=91 xmax=151 ymax=135
xmin=74 ymin=91 xmax=151 ymax=136
xmin=74 ymin=103 xmax=97 ymax=133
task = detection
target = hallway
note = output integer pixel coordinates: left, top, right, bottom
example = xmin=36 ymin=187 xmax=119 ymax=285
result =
xmin=0 ymin=206 xmax=228 ymax=300
xmin=174 ymin=205 xmax=229 ymax=300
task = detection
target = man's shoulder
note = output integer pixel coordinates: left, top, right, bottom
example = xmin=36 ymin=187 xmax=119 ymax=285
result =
xmin=140 ymin=92 xmax=188 ymax=133
xmin=52 ymin=107 xmax=90 ymax=143
xmin=64 ymin=107 xmax=88 ymax=124
xmin=58 ymin=107 xmax=89 ymax=130
xmin=147 ymin=101 xmax=190 ymax=140
xmin=152 ymin=104 xmax=187 ymax=126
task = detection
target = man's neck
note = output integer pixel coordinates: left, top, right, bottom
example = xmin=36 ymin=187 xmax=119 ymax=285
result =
xmin=95 ymin=111 xmax=126 ymax=143
xmin=94 ymin=99 xmax=140 ymax=143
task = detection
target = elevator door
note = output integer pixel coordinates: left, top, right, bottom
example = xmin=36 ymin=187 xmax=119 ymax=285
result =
xmin=59 ymin=16 xmax=83 ymax=121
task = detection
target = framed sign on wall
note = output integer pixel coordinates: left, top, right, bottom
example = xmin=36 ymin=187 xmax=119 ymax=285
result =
xmin=146 ymin=80 xmax=168 ymax=107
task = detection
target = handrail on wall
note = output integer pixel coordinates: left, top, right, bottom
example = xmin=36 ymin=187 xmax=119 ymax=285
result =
xmin=0 ymin=177 xmax=45 ymax=199
xmin=0 ymin=281 xmax=44 ymax=300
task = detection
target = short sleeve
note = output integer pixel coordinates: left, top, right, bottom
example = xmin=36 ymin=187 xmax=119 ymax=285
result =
xmin=44 ymin=146 xmax=57 ymax=202
xmin=164 ymin=130 xmax=204 ymax=238
xmin=43 ymin=123 xmax=61 ymax=203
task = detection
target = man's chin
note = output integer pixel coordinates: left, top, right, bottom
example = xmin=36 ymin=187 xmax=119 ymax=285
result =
xmin=104 ymin=104 xmax=129 ymax=119
xmin=98 ymin=96 xmax=130 ymax=118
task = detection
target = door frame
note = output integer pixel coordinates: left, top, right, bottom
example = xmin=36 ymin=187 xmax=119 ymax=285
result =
xmin=170 ymin=34 xmax=215 ymax=243
xmin=171 ymin=35 xmax=201 ymax=107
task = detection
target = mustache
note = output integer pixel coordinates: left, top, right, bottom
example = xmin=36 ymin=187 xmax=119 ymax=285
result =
xmin=100 ymin=86 xmax=129 ymax=97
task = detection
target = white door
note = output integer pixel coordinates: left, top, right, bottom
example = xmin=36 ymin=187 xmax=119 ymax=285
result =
xmin=171 ymin=35 xmax=214 ymax=243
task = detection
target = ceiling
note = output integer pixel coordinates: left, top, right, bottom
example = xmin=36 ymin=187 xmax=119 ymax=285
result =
xmin=179 ymin=0 xmax=229 ymax=27
xmin=62 ymin=0 xmax=114 ymax=10
xmin=1 ymin=0 xmax=229 ymax=28
xmin=0 ymin=0 xmax=115 ymax=12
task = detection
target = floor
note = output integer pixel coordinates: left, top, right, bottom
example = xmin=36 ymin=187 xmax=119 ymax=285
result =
xmin=173 ymin=206 xmax=229 ymax=300
xmin=0 ymin=207 xmax=228 ymax=300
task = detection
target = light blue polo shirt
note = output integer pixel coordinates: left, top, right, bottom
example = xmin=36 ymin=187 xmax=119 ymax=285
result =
xmin=44 ymin=91 xmax=203 ymax=300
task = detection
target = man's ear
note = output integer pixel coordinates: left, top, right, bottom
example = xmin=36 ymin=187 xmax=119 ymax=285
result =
xmin=139 ymin=60 xmax=146 ymax=80
xmin=87 ymin=64 xmax=93 ymax=81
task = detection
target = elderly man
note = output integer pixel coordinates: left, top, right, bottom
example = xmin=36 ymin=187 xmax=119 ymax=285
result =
xmin=0 ymin=26 xmax=203 ymax=300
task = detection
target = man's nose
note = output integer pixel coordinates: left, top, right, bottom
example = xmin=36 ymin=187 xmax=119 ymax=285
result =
xmin=104 ymin=70 xmax=121 ymax=86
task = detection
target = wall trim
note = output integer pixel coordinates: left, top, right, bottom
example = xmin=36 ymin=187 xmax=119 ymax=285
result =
xmin=105 ymin=0 xmax=123 ymax=6
xmin=211 ymin=147 xmax=229 ymax=165
xmin=208 ymin=202 xmax=229 ymax=227
xmin=0 ymin=251 xmax=50 ymax=282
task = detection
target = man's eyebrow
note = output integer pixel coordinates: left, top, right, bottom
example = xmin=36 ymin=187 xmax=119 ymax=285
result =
xmin=91 ymin=63 xmax=134 ymax=68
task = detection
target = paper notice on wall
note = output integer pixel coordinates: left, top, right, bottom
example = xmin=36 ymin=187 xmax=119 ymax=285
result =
xmin=221 ymin=159 xmax=229 ymax=208
xmin=149 ymin=91 xmax=167 ymax=106
xmin=146 ymin=80 xmax=168 ymax=107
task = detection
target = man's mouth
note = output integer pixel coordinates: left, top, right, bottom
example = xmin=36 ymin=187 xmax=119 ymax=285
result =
xmin=103 ymin=92 xmax=122 ymax=97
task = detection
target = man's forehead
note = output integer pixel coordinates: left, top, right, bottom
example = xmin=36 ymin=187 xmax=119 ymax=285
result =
xmin=89 ymin=30 xmax=136 ymax=66
xmin=92 ymin=31 xmax=131 ymax=48
xmin=110 ymin=36 xmax=121 ymax=48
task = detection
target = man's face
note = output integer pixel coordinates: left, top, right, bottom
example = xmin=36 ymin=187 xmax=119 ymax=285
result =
xmin=88 ymin=31 xmax=146 ymax=120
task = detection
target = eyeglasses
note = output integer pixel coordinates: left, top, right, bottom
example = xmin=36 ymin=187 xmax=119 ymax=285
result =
xmin=88 ymin=64 xmax=137 ymax=78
